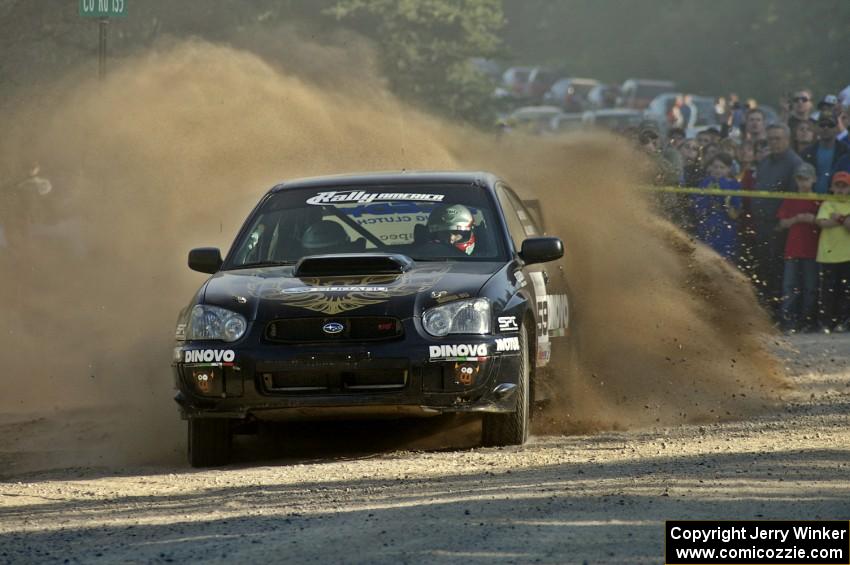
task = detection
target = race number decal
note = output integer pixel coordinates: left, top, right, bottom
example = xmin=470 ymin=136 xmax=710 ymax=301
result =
xmin=546 ymin=293 xmax=569 ymax=337
xmin=528 ymin=272 xmax=551 ymax=366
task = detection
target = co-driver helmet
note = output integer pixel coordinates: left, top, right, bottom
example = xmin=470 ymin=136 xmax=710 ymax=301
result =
xmin=301 ymin=220 xmax=350 ymax=252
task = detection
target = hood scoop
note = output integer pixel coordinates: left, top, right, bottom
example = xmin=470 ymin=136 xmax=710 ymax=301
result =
xmin=294 ymin=253 xmax=415 ymax=277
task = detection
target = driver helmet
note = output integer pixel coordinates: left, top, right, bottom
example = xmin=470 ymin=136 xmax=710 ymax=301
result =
xmin=427 ymin=203 xmax=476 ymax=255
xmin=301 ymin=220 xmax=350 ymax=252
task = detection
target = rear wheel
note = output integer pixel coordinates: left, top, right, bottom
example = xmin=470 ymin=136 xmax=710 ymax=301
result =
xmin=482 ymin=324 xmax=530 ymax=446
xmin=188 ymin=418 xmax=232 ymax=467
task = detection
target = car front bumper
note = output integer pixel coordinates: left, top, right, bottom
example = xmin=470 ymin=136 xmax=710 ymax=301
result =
xmin=173 ymin=320 xmax=522 ymax=421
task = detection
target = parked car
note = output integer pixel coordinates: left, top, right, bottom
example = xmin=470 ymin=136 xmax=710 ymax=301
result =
xmin=644 ymin=93 xmax=720 ymax=137
xmin=501 ymin=66 xmax=534 ymax=98
xmin=499 ymin=105 xmax=564 ymax=135
xmin=548 ymin=112 xmax=586 ymax=135
xmin=522 ymin=67 xmax=563 ymax=102
xmin=587 ymin=84 xmax=621 ymax=109
xmin=543 ymin=78 xmax=600 ymax=112
xmin=620 ymin=79 xmax=677 ymax=110
xmin=173 ymin=172 xmax=574 ymax=466
xmin=582 ymin=109 xmax=644 ymax=132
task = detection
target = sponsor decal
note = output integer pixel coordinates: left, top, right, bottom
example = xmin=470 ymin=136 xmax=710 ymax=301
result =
xmin=546 ymin=293 xmax=569 ymax=334
xmin=322 ymin=322 xmax=345 ymax=334
xmin=429 ymin=343 xmax=488 ymax=361
xmin=495 ymin=337 xmax=520 ymax=352
xmin=513 ymin=270 xmax=527 ymax=289
xmin=265 ymin=267 xmax=450 ymax=315
xmin=175 ymin=323 xmax=187 ymax=340
xmin=282 ymin=286 xmax=389 ymax=294
xmin=354 ymin=216 xmax=426 ymax=225
xmin=306 ymin=191 xmax=445 ymax=206
xmin=497 ymin=316 xmax=519 ymax=332
xmin=184 ymin=349 xmax=236 ymax=365
xmin=529 ymin=272 xmax=551 ymax=367
xmin=195 ymin=371 xmax=212 ymax=393
xmin=348 ymin=202 xmax=432 ymax=217
xmin=454 ymin=363 xmax=479 ymax=386
xmin=431 ymin=290 xmax=448 ymax=299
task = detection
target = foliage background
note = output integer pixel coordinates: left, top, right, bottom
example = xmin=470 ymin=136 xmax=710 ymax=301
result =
xmin=0 ymin=0 xmax=847 ymax=125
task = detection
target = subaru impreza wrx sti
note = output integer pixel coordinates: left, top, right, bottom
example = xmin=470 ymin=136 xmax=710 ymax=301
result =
xmin=173 ymin=172 xmax=572 ymax=466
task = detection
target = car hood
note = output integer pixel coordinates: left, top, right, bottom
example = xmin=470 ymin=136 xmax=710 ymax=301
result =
xmin=202 ymin=261 xmax=503 ymax=321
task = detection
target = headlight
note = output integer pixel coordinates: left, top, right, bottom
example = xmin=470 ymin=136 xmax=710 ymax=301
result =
xmin=185 ymin=304 xmax=247 ymax=342
xmin=422 ymin=298 xmax=490 ymax=337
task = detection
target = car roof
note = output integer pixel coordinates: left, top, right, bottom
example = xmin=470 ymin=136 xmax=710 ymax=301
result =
xmin=270 ymin=171 xmax=500 ymax=192
xmin=556 ymin=77 xmax=599 ymax=85
xmin=622 ymin=79 xmax=676 ymax=86
xmin=511 ymin=105 xmax=563 ymax=117
xmin=586 ymin=108 xmax=643 ymax=116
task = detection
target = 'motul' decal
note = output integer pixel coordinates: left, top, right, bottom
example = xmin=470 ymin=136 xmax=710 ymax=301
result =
xmin=495 ymin=337 xmax=520 ymax=352
xmin=184 ymin=349 xmax=236 ymax=364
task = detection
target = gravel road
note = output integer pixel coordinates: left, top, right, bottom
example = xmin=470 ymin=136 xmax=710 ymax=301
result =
xmin=1 ymin=334 xmax=848 ymax=564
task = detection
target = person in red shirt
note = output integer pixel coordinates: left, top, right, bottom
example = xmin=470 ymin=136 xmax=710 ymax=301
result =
xmin=776 ymin=163 xmax=821 ymax=333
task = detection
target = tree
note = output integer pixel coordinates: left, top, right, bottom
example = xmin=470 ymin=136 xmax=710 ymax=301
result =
xmin=326 ymin=0 xmax=505 ymax=126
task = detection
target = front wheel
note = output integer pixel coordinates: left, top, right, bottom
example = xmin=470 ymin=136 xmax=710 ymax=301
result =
xmin=482 ymin=324 xmax=530 ymax=446
xmin=188 ymin=418 xmax=232 ymax=467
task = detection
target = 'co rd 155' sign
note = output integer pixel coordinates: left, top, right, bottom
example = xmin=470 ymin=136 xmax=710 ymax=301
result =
xmin=79 ymin=0 xmax=127 ymax=18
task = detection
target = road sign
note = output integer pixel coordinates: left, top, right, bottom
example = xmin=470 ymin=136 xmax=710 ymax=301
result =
xmin=79 ymin=0 xmax=127 ymax=18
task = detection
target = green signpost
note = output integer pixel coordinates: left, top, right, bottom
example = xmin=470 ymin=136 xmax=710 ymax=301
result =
xmin=79 ymin=0 xmax=127 ymax=79
xmin=79 ymin=0 xmax=127 ymax=18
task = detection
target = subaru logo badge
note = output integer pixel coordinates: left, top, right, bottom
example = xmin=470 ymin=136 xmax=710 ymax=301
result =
xmin=322 ymin=322 xmax=344 ymax=335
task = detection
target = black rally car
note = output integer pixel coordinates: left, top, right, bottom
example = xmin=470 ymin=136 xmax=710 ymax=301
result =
xmin=173 ymin=172 xmax=572 ymax=466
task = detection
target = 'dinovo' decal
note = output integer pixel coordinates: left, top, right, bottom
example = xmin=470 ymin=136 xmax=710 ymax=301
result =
xmin=184 ymin=349 xmax=235 ymax=364
xmin=429 ymin=343 xmax=488 ymax=361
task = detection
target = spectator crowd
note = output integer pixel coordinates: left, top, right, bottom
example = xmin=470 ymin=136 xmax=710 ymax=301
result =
xmin=639 ymin=88 xmax=850 ymax=334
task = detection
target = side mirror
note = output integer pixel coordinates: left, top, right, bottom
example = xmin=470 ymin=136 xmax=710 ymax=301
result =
xmin=520 ymin=237 xmax=563 ymax=265
xmin=188 ymin=247 xmax=223 ymax=274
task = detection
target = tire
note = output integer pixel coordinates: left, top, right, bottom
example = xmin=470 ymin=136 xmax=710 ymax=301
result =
xmin=188 ymin=418 xmax=232 ymax=467
xmin=482 ymin=324 xmax=530 ymax=447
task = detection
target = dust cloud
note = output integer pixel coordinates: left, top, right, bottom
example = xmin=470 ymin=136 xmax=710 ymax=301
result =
xmin=0 ymin=37 xmax=787 ymax=471
xmin=450 ymin=135 xmax=789 ymax=431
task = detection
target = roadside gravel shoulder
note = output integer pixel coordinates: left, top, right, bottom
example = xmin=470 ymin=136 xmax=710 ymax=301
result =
xmin=1 ymin=334 xmax=848 ymax=564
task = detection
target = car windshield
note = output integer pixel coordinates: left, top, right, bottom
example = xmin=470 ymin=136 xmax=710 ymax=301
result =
xmin=226 ymin=184 xmax=508 ymax=267
xmin=571 ymin=82 xmax=597 ymax=97
xmin=692 ymin=98 xmax=718 ymax=126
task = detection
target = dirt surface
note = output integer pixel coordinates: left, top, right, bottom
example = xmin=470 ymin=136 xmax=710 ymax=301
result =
xmin=1 ymin=333 xmax=848 ymax=564
xmin=0 ymin=38 xmax=843 ymax=565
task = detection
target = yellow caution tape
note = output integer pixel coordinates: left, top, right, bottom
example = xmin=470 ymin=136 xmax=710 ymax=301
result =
xmin=645 ymin=186 xmax=850 ymax=202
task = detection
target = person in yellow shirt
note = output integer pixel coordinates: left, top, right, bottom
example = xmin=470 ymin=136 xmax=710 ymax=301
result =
xmin=815 ymin=171 xmax=850 ymax=332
